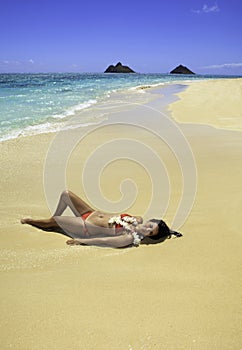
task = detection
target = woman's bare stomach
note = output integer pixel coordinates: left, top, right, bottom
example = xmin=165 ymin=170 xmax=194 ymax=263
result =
xmin=85 ymin=211 xmax=118 ymax=237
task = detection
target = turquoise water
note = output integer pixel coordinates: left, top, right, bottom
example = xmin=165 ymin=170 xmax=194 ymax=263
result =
xmin=0 ymin=73 xmax=241 ymax=141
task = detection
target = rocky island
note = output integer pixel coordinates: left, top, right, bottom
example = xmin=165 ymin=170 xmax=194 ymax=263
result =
xmin=104 ymin=62 xmax=135 ymax=73
xmin=170 ymin=65 xmax=195 ymax=74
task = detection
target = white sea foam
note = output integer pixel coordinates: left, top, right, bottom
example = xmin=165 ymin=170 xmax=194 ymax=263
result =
xmin=52 ymin=99 xmax=97 ymax=119
xmin=0 ymin=114 xmax=106 ymax=142
xmin=0 ymin=99 xmax=102 ymax=142
xmin=129 ymin=82 xmax=166 ymax=91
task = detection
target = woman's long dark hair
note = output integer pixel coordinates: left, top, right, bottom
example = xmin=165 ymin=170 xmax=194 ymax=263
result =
xmin=149 ymin=219 xmax=183 ymax=240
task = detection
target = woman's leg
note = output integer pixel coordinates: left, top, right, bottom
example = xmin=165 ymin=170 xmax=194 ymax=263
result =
xmin=21 ymin=190 xmax=93 ymax=233
xmin=21 ymin=216 xmax=86 ymax=237
xmin=21 ymin=217 xmax=58 ymax=229
xmin=52 ymin=216 xmax=86 ymax=238
xmin=53 ymin=190 xmax=94 ymax=217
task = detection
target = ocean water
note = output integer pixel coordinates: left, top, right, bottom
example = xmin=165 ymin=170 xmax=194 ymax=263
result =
xmin=0 ymin=72 xmax=240 ymax=142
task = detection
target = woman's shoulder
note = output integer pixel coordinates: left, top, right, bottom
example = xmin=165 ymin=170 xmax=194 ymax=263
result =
xmin=133 ymin=216 xmax=143 ymax=224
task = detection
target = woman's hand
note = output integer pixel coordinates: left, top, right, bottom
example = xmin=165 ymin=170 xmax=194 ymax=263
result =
xmin=135 ymin=216 xmax=143 ymax=224
xmin=66 ymin=239 xmax=86 ymax=245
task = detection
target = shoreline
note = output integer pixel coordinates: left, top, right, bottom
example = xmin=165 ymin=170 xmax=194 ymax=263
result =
xmin=0 ymin=78 xmax=242 ymax=349
xmin=0 ymin=79 xmax=183 ymax=143
xmin=1 ymin=75 xmax=241 ymax=143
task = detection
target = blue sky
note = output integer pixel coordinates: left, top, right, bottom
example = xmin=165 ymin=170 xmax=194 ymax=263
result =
xmin=0 ymin=0 xmax=241 ymax=74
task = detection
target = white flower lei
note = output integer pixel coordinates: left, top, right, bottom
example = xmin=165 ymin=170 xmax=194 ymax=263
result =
xmin=132 ymin=232 xmax=142 ymax=246
xmin=108 ymin=215 xmax=138 ymax=230
xmin=108 ymin=215 xmax=142 ymax=246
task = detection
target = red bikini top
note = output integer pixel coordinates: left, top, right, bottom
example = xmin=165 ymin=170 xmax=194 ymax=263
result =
xmin=115 ymin=213 xmax=132 ymax=231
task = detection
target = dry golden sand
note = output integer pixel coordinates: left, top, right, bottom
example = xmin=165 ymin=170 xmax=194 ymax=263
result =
xmin=0 ymin=79 xmax=242 ymax=349
xmin=170 ymin=78 xmax=242 ymax=131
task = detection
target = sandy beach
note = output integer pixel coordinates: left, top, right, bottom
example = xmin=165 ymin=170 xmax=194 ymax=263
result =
xmin=0 ymin=79 xmax=242 ymax=349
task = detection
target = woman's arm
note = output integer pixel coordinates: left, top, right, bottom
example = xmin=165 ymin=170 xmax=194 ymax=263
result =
xmin=66 ymin=234 xmax=134 ymax=248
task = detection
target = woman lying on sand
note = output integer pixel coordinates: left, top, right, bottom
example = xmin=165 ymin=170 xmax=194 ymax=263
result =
xmin=21 ymin=190 xmax=182 ymax=248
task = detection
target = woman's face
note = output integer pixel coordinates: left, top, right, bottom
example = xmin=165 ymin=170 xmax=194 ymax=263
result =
xmin=136 ymin=221 xmax=159 ymax=237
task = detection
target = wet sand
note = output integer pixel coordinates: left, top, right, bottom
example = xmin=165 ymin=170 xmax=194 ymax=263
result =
xmin=0 ymin=79 xmax=241 ymax=349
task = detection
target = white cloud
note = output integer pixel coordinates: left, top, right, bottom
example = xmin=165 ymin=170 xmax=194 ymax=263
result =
xmin=202 ymin=63 xmax=242 ymax=69
xmin=0 ymin=60 xmax=21 ymax=65
xmin=202 ymin=4 xmax=219 ymax=13
xmin=192 ymin=3 xmax=220 ymax=14
xmin=0 ymin=59 xmax=35 ymax=66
